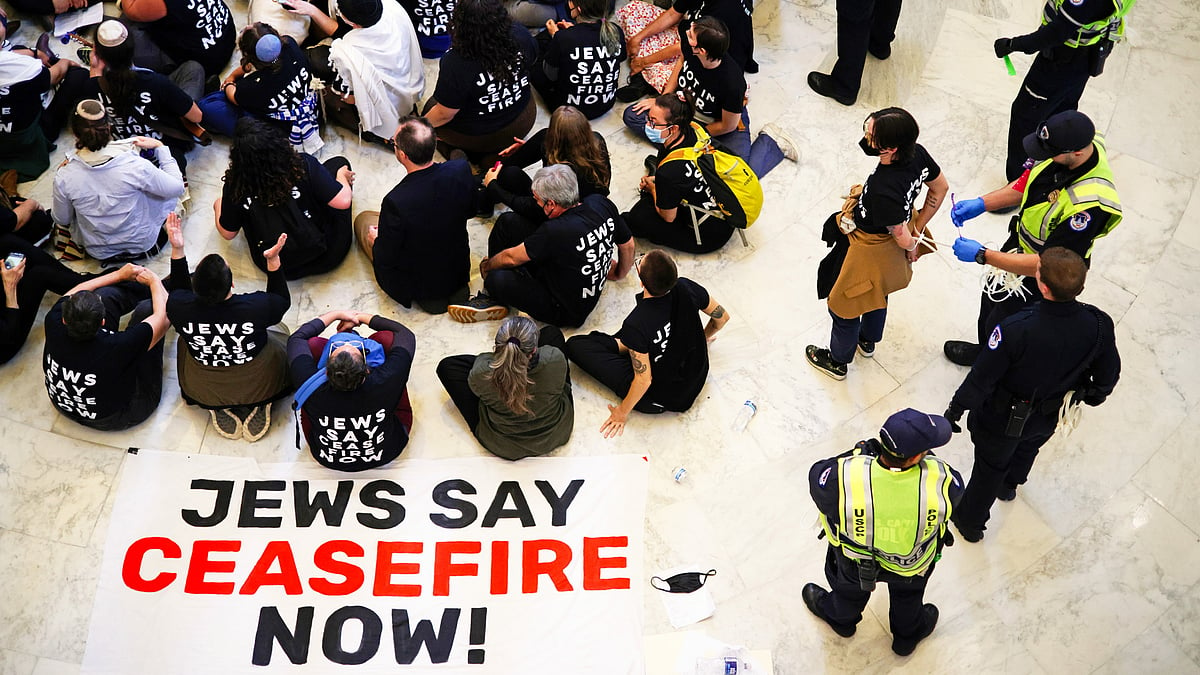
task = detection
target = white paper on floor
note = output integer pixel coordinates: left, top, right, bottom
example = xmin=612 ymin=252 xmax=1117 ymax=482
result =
xmin=655 ymin=564 xmax=717 ymax=628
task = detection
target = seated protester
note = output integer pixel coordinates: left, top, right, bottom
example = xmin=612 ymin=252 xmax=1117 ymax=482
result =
xmin=566 ymin=248 xmax=728 ymax=436
xmin=121 ymin=0 xmax=236 ymax=78
xmin=42 ymin=263 xmax=170 ymax=431
xmin=216 ymin=118 xmax=354 ymax=280
xmin=288 ymin=0 xmax=425 ymax=142
xmin=613 ymin=0 xmax=680 ymax=102
xmin=624 ymin=0 xmax=756 ymax=92
xmin=0 ymin=13 xmax=90 ymax=182
xmin=1 ymin=193 xmax=53 ymax=246
xmin=199 ymin=26 xmax=322 ymax=152
xmin=247 ymin=0 xmax=311 ymax=45
xmin=625 ymin=17 xmax=794 ymax=177
xmin=288 ymin=309 xmax=416 ymax=472
xmin=424 ymin=0 xmax=538 ymax=159
xmin=164 ymin=215 xmax=293 ymax=442
xmin=1 ymin=234 xmax=91 ymax=364
xmin=399 ymin=0 xmax=454 ymax=58
xmin=84 ymin=21 xmax=205 ymax=177
xmin=437 ymin=316 xmax=573 ymax=460
xmin=52 ymin=100 xmax=184 ymax=264
xmin=622 ymin=92 xmax=730 ymax=253
xmin=450 ymin=164 xmax=634 ymax=327
xmin=532 ymin=0 xmax=626 ymax=120
xmin=481 ymin=105 xmax=610 ymax=220
xmin=353 ymin=116 xmax=474 ymax=314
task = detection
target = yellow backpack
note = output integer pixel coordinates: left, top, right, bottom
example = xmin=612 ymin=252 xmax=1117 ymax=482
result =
xmin=659 ymin=122 xmax=764 ymax=229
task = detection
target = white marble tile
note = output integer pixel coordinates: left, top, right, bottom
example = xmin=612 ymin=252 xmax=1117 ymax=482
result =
xmin=1175 ymin=180 xmax=1200 ymax=252
xmin=1094 ymin=625 xmax=1200 ymax=675
xmin=1106 ymin=47 xmax=1200 ymax=178
xmin=0 ymin=649 xmax=37 ymax=675
xmin=1156 ymin=579 xmax=1200 ymax=667
xmin=1134 ymin=404 xmax=1200 ymax=540
xmin=29 ymin=660 xmax=80 ymax=675
xmin=0 ymin=532 xmax=100 ymax=663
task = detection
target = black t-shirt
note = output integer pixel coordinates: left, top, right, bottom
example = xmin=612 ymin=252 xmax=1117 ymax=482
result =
xmin=0 ymin=67 xmax=50 ymax=132
xmin=43 ymin=299 xmax=154 ymax=421
xmin=373 ymin=160 xmax=474 ymax=305
xmin=672 ymin=0 xmax=756 ymax=73
xmin=233 ymin=38 xmax=310 ymax=117
xmin=854 ymin=144 xmax=942 ymax=234
xmin=655 ymin=126 xmax=720 ymax=213
xmin=166 ymin=256 xmax=290 ymax=366
xmin=615 ymin=277 xmax=710 ymax=409
xmin=399 ymin=0 xmax=454 ymax=56
xmin=434 ymin=23 xmax=536 ymax=135
xmin=83 ymin=70 xmax=194 ymax=142
xmin=503 ymin=127 xmax=611 ymax=198
xmin=544 ymin=22 xmax=626 ymax=119
xmin=677 ymin=35 xmax=745 ymax=124
xmin=522 ymin=194 xmax=632 ymax=326
xmin=218 ymin=153 xmax=343 ymax=270
xmin=146 ymin=0 xmax=236 ymax=75
xmin=288 ymin=316 xmax=414 ymax=471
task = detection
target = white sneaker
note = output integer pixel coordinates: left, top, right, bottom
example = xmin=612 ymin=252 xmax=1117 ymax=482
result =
xmin=761 ymin=123 xmax=799 ymax=162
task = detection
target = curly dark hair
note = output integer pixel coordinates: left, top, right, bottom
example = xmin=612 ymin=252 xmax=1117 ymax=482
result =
xmin=223 ymin=118 xmax=307 ymax=206
xmin=449 ymin=0 xmax=523 ymax=85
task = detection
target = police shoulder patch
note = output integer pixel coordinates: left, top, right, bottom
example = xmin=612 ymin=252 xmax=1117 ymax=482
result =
xmin=1068 ymin=0 xmax=1084 ymax=5
xmin=988 ymin=325 xmax=1002 ymax=350
xmin=818 ymin=467 xmax=832 ymax=487
xmin=1069 ymin=211 xmax=1091 ymax=231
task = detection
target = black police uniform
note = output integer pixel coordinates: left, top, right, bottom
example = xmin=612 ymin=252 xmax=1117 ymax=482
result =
xmin=1002 ymin=0 xmax=1121 ymax=180
xmin=948 ymin=298 xmax=1120 ymax=533
xmin=808 ymin=440 xmax=963 ymax=640
xmin=973 ymin=149 xmax=1115 ymax=345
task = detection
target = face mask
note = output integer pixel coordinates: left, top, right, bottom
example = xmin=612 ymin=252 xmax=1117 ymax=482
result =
xmin=645 ymin=123 xmax=668 ymax=144
xmin=859 ymin=136 xmax=881 ymax=156
xmin=650 ymin=569 xmax=716 ymax=593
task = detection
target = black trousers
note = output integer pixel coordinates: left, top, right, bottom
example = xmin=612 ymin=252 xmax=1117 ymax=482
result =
xmin=437 ymin=326 xmax=567 ymax=431
xmin=622 ymin=194 xmax=733 ymax=255
xmin=483 ymin=166 xmax=545 ymax=223
xmin=483 ymin=212 xmax=576 ymax=326
xmin=953 ymin=408 xmax=1057 ymax=530
xmin=0 ymin=234 xmax=89 ymax=364
xmin=1006 ymin=47 xmax=1093 ymax=181
xmin=830 ymin=0 xmax=903 ymax=96
xmin=820 ymin=545 xmax=933 ymax=643
xmin=563 ymin=331 xmax=666 ymax=414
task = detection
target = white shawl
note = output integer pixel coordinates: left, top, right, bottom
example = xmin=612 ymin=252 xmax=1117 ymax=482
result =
xmin=0 ymin=50 xmax=48 ymax=90
xmin=327 ymin=0 xmax=425 ymax=137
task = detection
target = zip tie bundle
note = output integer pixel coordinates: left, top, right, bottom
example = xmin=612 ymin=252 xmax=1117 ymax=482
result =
xmin=980 ymin=246 xmax=1031 ymax=302
xmin=1055 ymin=390 xmax=1084 ymax=436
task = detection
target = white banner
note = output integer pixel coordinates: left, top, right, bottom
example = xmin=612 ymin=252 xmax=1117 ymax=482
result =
xmin=82 ymin=451 xmax=647 ymax=674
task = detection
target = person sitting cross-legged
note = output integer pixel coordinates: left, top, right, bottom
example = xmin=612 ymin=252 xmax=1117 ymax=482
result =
xmin=565 ymin=248 xmax=728 ymax=437
xmin=164 ymin=214 xmax=294 ymax=442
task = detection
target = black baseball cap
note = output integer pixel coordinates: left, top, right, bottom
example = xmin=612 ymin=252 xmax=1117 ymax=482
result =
xmin=879 ymin=408 xmax=952 ymax=459
xmin=1022 ymin=111 xmax=1095 ymax=161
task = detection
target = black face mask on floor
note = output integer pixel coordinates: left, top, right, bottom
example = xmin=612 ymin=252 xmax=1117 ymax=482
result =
xmin=650 ymin=569 xmax=717 ymax=593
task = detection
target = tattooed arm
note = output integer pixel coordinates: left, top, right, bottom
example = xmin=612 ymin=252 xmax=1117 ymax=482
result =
xmin=703 ymin=297 xmax=730 ymax=342
xmin=601 ymin=343 xmax=653 ymax=439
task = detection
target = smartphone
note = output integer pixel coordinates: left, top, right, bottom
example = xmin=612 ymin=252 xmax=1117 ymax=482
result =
xmin=4 ymin=252 xmax=25 ymax=270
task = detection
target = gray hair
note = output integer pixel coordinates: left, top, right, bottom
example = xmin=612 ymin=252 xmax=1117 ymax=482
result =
xmin=486 ymin=316 xmax=540 ymax=416
xmin=531 ymin=164 xmax=580 ymax=207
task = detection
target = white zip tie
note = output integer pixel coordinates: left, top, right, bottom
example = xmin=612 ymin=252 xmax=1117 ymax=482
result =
xmin=1056 ymin=390 xmax=1083 ymax=436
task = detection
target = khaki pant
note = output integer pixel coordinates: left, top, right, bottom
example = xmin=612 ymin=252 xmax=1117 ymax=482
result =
xmin=353 ymin=210 xmax=378 ymax=262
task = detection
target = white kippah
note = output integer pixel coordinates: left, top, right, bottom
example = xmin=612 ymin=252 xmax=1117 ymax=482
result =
xmin=96 ymin=20 xmax=129 ymax=48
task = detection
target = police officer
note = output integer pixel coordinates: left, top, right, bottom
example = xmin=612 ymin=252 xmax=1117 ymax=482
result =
xmin=944 ymin=248 xmax=1120 ymax=542
xmin=807 ymin=0 xmax=903 ymax=106
xmin=943 ymin=110 xmax=1120 ymax=366
xmin=804 ymin=408 xmax=963 ymax=656
xmin=995 ymin=0 xmax=1131 ymax=180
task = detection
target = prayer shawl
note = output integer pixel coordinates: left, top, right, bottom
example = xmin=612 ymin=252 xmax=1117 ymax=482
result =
xmin=328 ymin=0 xmax=425 ymax=137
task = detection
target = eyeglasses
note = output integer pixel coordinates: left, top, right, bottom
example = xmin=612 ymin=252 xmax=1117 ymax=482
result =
xmin=646 ymin=120 xmax=673 ymax=128
xmin=634 ymin=254 xmax=645 ymax=275
xmin=329 ymin=339 xmax=366 ymax=357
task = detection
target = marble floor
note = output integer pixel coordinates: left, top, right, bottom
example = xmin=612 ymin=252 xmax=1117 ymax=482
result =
xmin=3 ymin=0 xmax=1200 ymax=671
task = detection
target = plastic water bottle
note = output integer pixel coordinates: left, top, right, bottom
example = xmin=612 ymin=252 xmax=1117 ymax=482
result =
xmin=732 ymin=400 xmax=757 ymax=432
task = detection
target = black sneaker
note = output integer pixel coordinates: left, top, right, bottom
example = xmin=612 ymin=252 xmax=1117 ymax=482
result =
xmin=448 ymin=292 xmax=508 ymax=323
xmin=802 ymin=583 xmax=856 ymax=637
xmin=857 ymin=338 xmax=875 ymax=358
xmin=997 ymin=485 xmax=1017 ymax=502
xmin=243 ymin=402 xmax=272 ymax=442
xmin=209 ymin=408 xmax=244 ymax=440
xmin=944 ymin=340 xmax=981 ymax=366
xmin=892 ymin=604 xmax=939 ymax=656
xmin=952 ymin=516 xmax=984 ymax=543
xmin=616 ymin=73 xmax=654 ymax=103
xmin=806 ymin=345 xmax=847 ymax=380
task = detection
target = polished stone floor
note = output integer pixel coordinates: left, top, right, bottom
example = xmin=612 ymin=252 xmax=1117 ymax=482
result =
xmin=2 ymin=0 xmax=1200 ymax=671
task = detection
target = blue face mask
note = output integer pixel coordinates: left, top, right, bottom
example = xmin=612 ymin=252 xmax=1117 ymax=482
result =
xmin=645 ymin=123 xmax=668 ymax=144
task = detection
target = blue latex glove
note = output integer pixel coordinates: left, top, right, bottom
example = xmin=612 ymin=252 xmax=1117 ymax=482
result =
xmin=950 ymin=197 xmax=986 ymax=227
xmin=953 ymin=237 xmax=984 ymax=263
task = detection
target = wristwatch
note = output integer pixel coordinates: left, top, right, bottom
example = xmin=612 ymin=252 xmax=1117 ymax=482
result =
xmin=975 ymin=246 xmax=988 ymax=265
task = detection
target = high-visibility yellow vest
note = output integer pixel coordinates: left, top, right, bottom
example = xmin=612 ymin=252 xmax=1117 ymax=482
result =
xmin=1017 ymin=134 xmax=1122 ymax=257
xmin=819 ymin=454 xmax=956 ymax=577
xmin=1040 ymin=0 xmax=1133 ymax=49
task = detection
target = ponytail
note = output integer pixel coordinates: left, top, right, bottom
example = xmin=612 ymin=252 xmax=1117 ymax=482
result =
xmin=486 ymin=316 xmax=540 ymax=416
xmin=655 ymin=90 xmax=695 ymax=128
